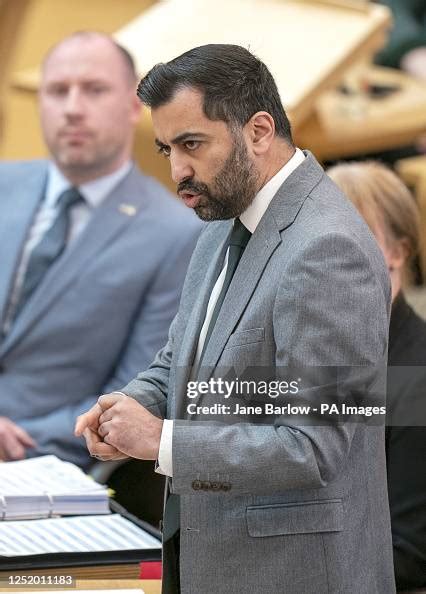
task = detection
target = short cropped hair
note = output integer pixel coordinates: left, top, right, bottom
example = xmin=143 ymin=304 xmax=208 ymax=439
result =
xmin=327 ymin=161 xmax=422 ymax=283
xmin=137 ymin=44 xmax=293 ymax=143
xmin=43 ymin=31 xmax=137 ymax=84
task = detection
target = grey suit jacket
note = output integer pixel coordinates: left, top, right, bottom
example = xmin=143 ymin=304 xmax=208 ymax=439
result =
xmin=0 ymin=160 xmax=202 ymax=468
xmin=124 ymin=152 xmax=396 ymax=593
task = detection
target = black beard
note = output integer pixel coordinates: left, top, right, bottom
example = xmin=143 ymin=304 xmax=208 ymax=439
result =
xmin=177 ymin=134 xmax=259 ymax=221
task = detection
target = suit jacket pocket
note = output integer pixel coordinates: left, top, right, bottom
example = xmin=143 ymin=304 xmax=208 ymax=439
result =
xmin=246 ymin=499 xmax=343 ymax=537
xmin=225 ymin=327 xmax=265 ymax=349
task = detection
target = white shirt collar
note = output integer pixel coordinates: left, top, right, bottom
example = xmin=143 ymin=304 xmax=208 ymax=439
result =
xmin=45 ymin=161 xmax=133 ymax=209
xmin=240 ymin=147 xmax=305 ymax=233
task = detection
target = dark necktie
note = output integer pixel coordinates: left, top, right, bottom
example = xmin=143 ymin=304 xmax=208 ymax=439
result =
xmin=199 ymin=217 xmax=252 ymax=363
xmin=161 ymin=219 xmax=252 ymax=593
xmin=14 ymin=187 xmax=83 ymax=319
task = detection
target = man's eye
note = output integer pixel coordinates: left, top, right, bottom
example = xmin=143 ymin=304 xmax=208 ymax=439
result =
xmin=184 ymin=140 xmax=200 ymax=150
xmin=87 ymin=86 xmax=108 ymax=95
xmin=48 ymin=86 xmax=68 ymax=97
xmin=157 ymin=145 xmax=171 ymax=158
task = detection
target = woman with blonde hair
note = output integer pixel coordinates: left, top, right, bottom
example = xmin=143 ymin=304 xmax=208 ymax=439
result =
xmin=328 ymin=161 xmax=426 ymax=592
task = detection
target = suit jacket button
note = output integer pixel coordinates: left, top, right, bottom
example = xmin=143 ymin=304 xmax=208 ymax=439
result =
xmin=201 ymin=481 xmax=211 ymax=491
xmin=192 ymin=480 xmax=203 ymax=490
xmin=211 ymin=482 xmax=221 ymax=491
xmin=221 ymin=482 xmax=231 ymax=492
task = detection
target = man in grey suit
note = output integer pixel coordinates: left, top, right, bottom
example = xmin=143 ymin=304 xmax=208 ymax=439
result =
xmin=0 ymin=32 xmax=201 ymax=469
xmin=77 ymin=45 xmax=396 ymax=592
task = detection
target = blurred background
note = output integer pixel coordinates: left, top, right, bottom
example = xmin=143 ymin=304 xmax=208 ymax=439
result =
xmin=1 ymin=0 xmax=426 ymax=301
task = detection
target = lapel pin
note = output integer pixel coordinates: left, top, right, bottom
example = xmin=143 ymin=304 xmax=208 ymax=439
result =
xmin=118 ymin=203 xmax=137 ymax=216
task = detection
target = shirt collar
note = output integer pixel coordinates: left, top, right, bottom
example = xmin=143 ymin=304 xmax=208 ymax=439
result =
xmin=240 ymin=147 xmax=305 ymax=233
xmin=45 ymin=161 xmax=133 ymax=209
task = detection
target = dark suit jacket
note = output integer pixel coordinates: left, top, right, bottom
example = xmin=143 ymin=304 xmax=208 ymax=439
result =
xmin=387 ymin=292 xmax=426 ymax=590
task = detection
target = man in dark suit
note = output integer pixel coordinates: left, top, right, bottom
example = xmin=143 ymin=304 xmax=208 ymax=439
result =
xmin=77 ymin=45 xmax=395 ymax=592
xmin=0 ymin=32 xmax=201 ymax=468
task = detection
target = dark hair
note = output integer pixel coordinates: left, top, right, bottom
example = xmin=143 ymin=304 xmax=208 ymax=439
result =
xmin=137 ymin=44 xmax=293 ymax=142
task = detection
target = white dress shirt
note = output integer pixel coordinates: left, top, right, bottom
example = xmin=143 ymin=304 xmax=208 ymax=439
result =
xmin=157 ymin=148 xmax=305 ymax=476
xmin=3 ymin=161 xmax=132 ymax=334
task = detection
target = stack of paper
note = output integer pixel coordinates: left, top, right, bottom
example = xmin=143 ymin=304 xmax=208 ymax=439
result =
xmin=0 ymin=456 xmax=110 ymax=519
xmin=0 ymin=514 xmax=161 ymax=556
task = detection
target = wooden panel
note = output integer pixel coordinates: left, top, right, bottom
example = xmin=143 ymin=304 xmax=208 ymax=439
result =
xmin=0 ymin=0 xmax=31 ymax=84
xmin=0 ymin=0 xmax=32 ymax=142
xmin=294 ymin=66 xmax=426 ymax=160
xmin=295 ymin=0 xmax=370 ymax=10
xmin=0 ymin=578 xmax=161 ymax=594
xmin=115 ymin=0 xmax=391 ymax=127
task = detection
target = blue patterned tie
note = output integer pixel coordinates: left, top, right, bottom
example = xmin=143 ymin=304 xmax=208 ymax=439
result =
xmin=14 ymin=187 xmax=83 ymax=319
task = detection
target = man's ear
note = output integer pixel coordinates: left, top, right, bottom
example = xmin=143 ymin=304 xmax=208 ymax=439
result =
xmin=129 ymin=92 xmax=143 ymax=123
xmin=388 ymin=238 xmax=409 ymax=272
xmin=245 ymin=111 xmax=275 ymax=155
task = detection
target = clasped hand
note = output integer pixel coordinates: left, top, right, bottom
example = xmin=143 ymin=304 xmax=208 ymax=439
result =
xmin=74 ymin=393 xmax=163 ymax=461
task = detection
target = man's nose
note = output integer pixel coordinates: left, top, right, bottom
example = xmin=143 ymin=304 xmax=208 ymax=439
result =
xmin=170 ymin=152 xmax=194 ymax=184
xmin=64 ymin=87 xmax=85 ymax=117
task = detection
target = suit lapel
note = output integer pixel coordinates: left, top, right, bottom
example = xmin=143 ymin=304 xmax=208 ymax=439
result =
xmin=0 ymin=164 xmax=47 ymax=333
xmin=0 ymin=167 xmax=146 ymax=356
xmin=196 ymin=215 xmax=281 ymax=380
xmin=173 ymin=221 xmax=232 ymax=418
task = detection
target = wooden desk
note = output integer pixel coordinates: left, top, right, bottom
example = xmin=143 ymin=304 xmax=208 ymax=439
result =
xmin=0 ymin=578 xmax=161 ymax=594
xmin=294 ymin=66 xmax=426 ymax=160
xmin=77 ymin=580 xmax=161 ymax=594
xmin=0 ymin=565 xmax=140 ymax=580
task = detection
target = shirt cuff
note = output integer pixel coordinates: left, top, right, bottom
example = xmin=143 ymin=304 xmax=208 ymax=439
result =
xmin=155 ymin=419 xmax=173 ymax=477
